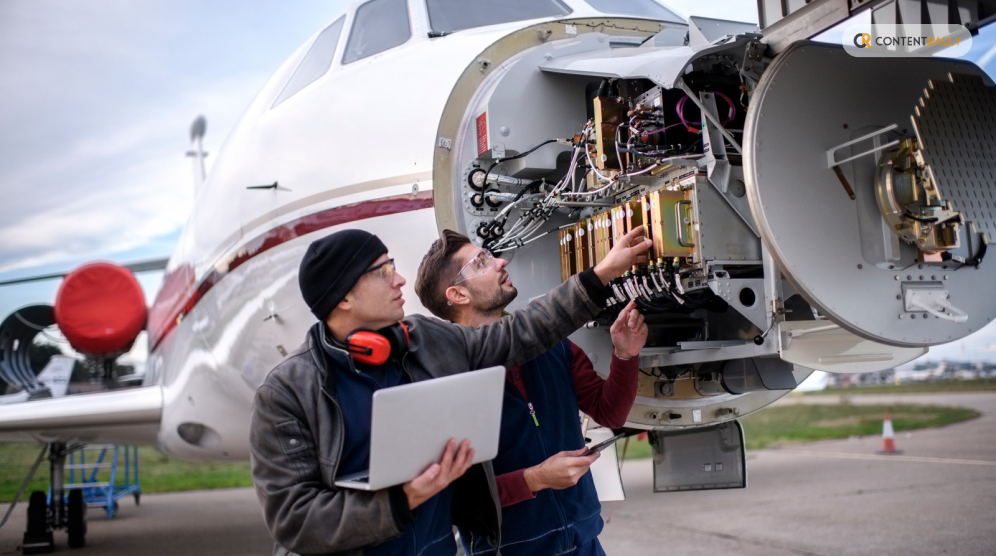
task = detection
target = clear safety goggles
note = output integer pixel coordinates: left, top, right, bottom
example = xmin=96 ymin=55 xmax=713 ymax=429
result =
xmin=452 ymin=249 xmax=499 ymax=285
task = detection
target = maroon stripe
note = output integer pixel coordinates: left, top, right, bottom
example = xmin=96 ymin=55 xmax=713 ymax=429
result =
xmin=148 ymin=191 xmax=434 ymax=350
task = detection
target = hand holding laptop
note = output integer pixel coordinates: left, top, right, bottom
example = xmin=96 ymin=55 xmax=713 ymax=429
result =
xmin=334 ymin=367 xmax=503 ymax=493
xmin=403 ymin=438 xmax=475 ymax=509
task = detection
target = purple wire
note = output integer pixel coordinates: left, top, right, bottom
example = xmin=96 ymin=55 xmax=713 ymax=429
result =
xmin=676 ymin=91 xmax=736 ymax=129
xmin=630 ymin=91 xmax=736 ymax=140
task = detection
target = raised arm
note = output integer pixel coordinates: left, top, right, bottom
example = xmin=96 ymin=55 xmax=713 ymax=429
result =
xmin=574 ymin=301 xmax=646 ymax=427
xmin=460 ymin=227 xmax=652 ymax=370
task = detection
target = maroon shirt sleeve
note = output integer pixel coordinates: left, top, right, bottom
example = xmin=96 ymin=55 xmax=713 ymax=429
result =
xmin=495 ymin=469 xmax=536 ymax=508
xmin=570 ymin=341 xmax=639 ymax=429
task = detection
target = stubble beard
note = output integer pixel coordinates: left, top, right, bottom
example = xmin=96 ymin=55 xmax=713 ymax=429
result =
xmin=469 ymin=281 xmax=518 ymax=317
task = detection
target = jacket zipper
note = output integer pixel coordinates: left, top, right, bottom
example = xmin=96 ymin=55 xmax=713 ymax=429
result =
xmin=400 ymin=352 xmax=414 ymax=383
xmin=512 ymin=368 xmax=540 ymax=428
xmin=316 ymin=343 xmax=349 ymax=484
xmin=319 ymin=386 xmax=345 ymax=481
xmin=512 ymin=364 xmax=570 ymax=548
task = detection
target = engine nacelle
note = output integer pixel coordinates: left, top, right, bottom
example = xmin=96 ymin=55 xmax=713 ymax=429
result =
xmin=0 ymin=304 xmax=56 ymax=394
xmin=54 ymin=262 xmax=147 ymax=357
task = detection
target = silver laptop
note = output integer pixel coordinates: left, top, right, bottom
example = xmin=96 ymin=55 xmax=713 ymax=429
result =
xmin=334 ymin=365 xmax=505 ymax=490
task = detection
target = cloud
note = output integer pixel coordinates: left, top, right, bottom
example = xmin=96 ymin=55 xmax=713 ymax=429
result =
xmin=0 ymin=0 xmax=348 ymax=277
xmin=0 ymin=73 xmax=265 ymax=273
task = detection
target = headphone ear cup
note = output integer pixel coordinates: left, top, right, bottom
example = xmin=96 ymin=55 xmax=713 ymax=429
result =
xmin=378 ymin=322 xmax=410 ymax=360
xmin=346 ymin=330 xmax=392 ymax=366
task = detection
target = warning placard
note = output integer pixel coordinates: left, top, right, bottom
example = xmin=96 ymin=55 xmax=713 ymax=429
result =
xmin=476 ymin=112 xmax=488 ymax=156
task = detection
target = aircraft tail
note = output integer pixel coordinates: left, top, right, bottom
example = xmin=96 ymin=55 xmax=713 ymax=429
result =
xmin=0 ymin=355 xmax=75 ymax=405
xmin=186 ymin=115 xmax=208 ymax=191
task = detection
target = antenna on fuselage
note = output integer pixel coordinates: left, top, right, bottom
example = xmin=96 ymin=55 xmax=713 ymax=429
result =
xmin=186 ymin=115 xmax=208 ymax=190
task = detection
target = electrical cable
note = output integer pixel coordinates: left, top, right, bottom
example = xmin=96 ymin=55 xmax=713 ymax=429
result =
xmin=482 ymin=138 xmax=559 ymax=190
xmin=676 ymin=91 xmax=736 ymax=129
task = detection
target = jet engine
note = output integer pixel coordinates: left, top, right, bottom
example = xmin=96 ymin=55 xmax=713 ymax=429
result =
xmin=0 ymin=305 xmax=56 ymax=396
xmin=54 ymin=262 xmax=147 ymax=356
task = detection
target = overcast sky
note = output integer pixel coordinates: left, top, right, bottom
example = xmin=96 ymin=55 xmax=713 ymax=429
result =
xmin=0 ymin=0 xmax=994 ymax=363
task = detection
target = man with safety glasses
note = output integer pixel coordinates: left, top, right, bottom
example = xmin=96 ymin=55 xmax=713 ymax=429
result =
xmin=415 ymin=231 xmax=646 ymax=556
xmin=250 ymin=227 xmax=650 ymax=556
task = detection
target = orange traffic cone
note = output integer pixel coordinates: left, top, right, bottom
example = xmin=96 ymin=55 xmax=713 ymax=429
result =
xmin=877 ymin=412 xmax=903 ymax=455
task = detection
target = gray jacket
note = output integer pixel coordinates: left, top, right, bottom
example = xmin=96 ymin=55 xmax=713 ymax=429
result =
xmin=249 ymin=270 xmax=607 ymax=556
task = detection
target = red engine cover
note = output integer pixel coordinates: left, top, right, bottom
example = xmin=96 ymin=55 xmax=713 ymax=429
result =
xmin=54 ymin=262 xmax=147 ymax=355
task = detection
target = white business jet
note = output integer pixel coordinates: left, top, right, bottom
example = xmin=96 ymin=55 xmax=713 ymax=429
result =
xmin=2 ymin=0 xmax=995 ymax=549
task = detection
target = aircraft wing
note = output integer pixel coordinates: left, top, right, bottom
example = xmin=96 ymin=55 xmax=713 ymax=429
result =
xmin=0 ymin=256 xmax=169 ymax=286
xmin=0 ymin=386 xmax=162 ymax=444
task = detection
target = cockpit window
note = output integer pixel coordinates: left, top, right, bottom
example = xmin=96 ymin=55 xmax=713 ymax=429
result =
xmin=426 ymin=0 xmax=571 ymax=35
xmin=583 ymin=0 xmax=684 ymax=23
xmin=273 ymin=16 xmax=345 ymax=108
xmin=343 ymin=0 xmax=411 ymax=64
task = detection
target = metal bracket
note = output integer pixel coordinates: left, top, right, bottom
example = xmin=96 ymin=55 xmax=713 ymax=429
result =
xmin=639 ymin=340 xmax=778 ymax=368
xmin=699 ymin=92 xmax=731 ymax=194
xmin=708 ymin=275 xmax=768 ymax=330
xmin=740 ymin=40 xmax=769 ymax=83
xmin=903 ymin=285 xmax=968 ymax=323
xmin=826 ymin=124 xmax=899 ymax=168
xmin=676 ymin=200 xmax=695 ymax=247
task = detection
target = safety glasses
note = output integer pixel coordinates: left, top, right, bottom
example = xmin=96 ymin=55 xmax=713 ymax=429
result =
xmin=363 ymin=258 xmax=396 ymax=284
xmin=452 ymin=249 xmax=498 ymax=285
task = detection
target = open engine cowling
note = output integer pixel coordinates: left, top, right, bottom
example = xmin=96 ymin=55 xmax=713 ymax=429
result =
xmin=54 ymin=262 xmax=147 ymax=356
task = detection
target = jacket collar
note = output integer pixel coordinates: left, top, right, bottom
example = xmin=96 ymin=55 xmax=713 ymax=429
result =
xmin=308 ymin=322 xmax=354 ymax=397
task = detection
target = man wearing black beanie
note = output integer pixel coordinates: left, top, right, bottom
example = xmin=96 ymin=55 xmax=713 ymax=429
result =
xmin=249 ymin=226 xmax=651 ymax=556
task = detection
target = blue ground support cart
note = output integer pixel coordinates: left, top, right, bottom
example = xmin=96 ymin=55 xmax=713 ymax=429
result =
xmin=51 ymin=444 xmax=141 ymax=520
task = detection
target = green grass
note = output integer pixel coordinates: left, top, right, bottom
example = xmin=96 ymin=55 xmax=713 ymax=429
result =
xmin=810 ymin=378 xmax=996 ymax=395
xmin=0 ymin=444 xmax=252 ymax=503
xmin=616 ymin=403 xmax=980 ymax=460
xmin=1 ymin=403 xmax=981 ymax=501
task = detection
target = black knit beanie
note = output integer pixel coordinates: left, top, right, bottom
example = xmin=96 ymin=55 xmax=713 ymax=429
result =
xmin=299 ymin=229 xmax=388 ymax=321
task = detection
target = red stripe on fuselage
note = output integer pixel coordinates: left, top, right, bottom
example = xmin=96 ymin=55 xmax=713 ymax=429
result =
xmin=148 ymin=191 xmax=434 ymax=350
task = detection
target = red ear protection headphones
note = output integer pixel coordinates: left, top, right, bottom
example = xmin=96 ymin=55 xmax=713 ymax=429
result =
xmin=344 ymin=322 xmax=410 ymax=366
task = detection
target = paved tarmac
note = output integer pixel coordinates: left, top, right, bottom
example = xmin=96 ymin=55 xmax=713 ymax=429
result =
xmin=0 ymin=488 xmax=272 ymax=556
xmin=599 ymin=392 xmax=996 ymax=555
xmin=0 ymin=392 xmax=992 ymax=555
